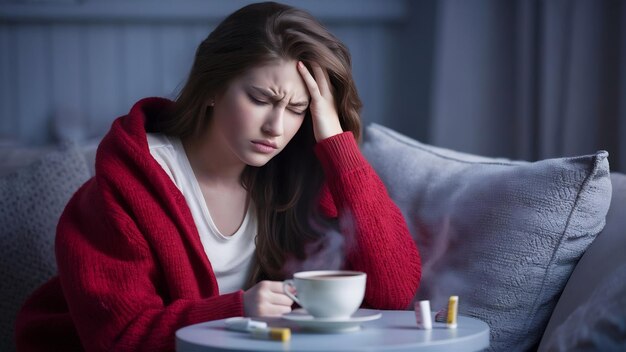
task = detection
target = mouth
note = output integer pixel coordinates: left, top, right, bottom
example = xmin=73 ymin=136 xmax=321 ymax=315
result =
xmin=251 ymin=140 xmax=279 ymax=154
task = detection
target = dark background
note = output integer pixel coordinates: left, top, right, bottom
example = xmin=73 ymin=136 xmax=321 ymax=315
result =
xmin=1 ymin=0 xmax=624 ymax=171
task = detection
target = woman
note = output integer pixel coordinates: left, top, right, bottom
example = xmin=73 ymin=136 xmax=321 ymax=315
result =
xmin=15 ymin=2 xmax=421 ymax=351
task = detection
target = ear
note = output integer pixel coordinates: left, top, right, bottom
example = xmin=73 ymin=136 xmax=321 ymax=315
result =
xmin=208 ymin=89 xmax=225 ymax=107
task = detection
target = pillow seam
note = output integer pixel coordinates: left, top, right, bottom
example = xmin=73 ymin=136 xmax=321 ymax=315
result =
xmin=518 ymin=152 xmax=602 ymax=344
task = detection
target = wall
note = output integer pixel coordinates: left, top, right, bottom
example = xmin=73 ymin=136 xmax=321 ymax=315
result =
xmin=0 ymin=0 xmax=436 ymax=146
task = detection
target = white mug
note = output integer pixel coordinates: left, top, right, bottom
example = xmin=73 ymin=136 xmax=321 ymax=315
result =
xmin=282 ymin=270 xmax=366 ymax=319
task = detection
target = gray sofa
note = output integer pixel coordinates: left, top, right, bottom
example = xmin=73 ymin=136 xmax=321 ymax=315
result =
xmin=1 ymin=124 xmax=624 ymax=351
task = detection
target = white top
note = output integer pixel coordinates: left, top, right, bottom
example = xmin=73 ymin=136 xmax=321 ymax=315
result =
xmin=147 ymin=133 xmax=257 ymax=294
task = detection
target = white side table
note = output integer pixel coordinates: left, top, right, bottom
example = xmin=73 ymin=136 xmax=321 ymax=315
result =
xmin=176 ymin=310 xmax=490 ymax=352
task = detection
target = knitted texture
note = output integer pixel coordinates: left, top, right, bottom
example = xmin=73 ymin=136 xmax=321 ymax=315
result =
xmin=314 ymin=132 xmax=422 ymax=309
xmin=15 ymin=98 xmax=421 ymax=352
xmin=0 ymin=144 xmax=90 ymax=352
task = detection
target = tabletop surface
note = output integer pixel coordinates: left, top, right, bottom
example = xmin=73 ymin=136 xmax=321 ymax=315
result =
xmin=176 ymin=309 xmax=490 ymax=352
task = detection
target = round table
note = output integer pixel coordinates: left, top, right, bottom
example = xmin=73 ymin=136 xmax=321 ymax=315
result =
xmin=176 ymin=310 xmax=490 ymax=352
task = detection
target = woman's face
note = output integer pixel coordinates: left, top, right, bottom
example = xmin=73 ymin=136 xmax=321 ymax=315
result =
xmin=211 ymin=59 xmax=310 ymax=167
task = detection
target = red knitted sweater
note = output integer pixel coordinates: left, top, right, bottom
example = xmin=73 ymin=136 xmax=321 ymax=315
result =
xmin=15 ymin=97 xmax=421 ymax=351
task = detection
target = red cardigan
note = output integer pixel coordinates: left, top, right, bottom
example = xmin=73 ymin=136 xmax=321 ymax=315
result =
xmin=15 ymin=97 xmax=421 ymax=351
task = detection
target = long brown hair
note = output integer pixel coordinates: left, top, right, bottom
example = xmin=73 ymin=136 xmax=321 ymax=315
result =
xmin=147 ymin=1 xmax=362 ymax=286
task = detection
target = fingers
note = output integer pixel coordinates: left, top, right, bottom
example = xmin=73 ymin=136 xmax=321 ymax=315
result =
xmin=297 ymin=61 xmax=322 ymax=100
xmin=268 ymin=293 xmax=294 ymax=307
xmin=262 ymin=304 xmax=292 ymax=317
xmin=243 ymin=281 xmax=295 ymax=317
xmin=311 ymin=63 xmax=332 ymax=97
xmin=296 ymin=60 xmax=343 ymax=142
xmin=265 ymin=281 xmax=294 ymax=306
xmin=298 ymin=61 xmax=333 ymax=99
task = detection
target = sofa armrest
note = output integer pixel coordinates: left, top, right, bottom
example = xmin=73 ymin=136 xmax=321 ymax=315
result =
xmin=538 ymin=172 xmax=626 ymax=351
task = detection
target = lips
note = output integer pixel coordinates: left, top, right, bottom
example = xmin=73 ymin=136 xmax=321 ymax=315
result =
xmin=251 ymin=140 xmax=278 ymax=149
xmin=251 ymin=140 xmax=279 ymax=154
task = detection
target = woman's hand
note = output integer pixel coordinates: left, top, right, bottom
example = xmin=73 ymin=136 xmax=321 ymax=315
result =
xmin=297 ymin=61 xmax=344 ymax=142
xmin=243 ymin=281 xmax=294 ymax=317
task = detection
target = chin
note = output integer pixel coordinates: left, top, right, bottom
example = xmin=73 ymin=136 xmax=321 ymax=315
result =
xmin=242 ymin=154 xmax=276 ymax=167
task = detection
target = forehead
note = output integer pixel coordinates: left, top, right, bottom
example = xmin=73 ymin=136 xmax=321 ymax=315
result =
xmin=234 ymin=60 xmax=308 ymax=97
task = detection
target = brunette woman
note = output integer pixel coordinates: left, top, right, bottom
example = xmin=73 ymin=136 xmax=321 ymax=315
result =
xmin=15 ymin=2 xmax=421 ymax=351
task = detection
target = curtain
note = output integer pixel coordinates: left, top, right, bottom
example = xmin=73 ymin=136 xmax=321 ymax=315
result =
xmin=428 ymin=0 xmax=625 ymax=172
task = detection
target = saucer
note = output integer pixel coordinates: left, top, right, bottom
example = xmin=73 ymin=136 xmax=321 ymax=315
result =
xmin=282 ymin=308 xmax=382 ymax=333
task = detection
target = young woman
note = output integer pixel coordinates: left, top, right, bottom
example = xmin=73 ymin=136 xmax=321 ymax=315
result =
xmin=15 ymin=2 xmax=421 ymax=351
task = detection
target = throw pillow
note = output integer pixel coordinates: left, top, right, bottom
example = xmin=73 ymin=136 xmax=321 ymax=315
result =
xmin=0 ymin=143 xmax=91 ymax=352
xmin=360 ymin=123 xmax=612 ymax=351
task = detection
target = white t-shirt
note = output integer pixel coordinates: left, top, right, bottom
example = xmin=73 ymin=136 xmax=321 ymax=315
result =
xmin=147 ymin=133 xmax=257 ymax=294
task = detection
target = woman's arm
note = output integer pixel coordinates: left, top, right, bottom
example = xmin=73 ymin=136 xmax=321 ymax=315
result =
xmin=314 ymin=132 xmax=422 ymax=310
xmin=297 ymin=60 xmax=420 ymax=309
xmin=56 ymin=180 xmax=243 ymax=352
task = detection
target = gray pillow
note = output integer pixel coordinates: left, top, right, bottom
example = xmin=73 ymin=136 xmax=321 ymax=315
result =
xmin=0 ymin=144 xmax=91 ymax=352
xmin=361 ymin=123 xmax=612 ymax=351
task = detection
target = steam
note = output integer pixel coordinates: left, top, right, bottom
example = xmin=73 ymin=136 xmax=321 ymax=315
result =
xmin=282 ymin=208 xmax=355 ymax=277
xmin=279 ymin=203 xmax=473 ymax=314
xmin=413 ymin=214 xmax=470 ymax=311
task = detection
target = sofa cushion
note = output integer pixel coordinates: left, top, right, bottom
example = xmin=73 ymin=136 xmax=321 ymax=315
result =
xmin=360 ymin=123 xmax=612 ymax=351
xmin=538 ymin=172 xmax=626 ymax=351
xmin=0 ymin=144 xmax=91 ymax=352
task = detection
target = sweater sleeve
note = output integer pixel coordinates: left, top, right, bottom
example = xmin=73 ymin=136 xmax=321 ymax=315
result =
xmin=314 ymin=132 xmax=422 ymax=310
xmin=55 ymin=180 xmax=244 ymax=352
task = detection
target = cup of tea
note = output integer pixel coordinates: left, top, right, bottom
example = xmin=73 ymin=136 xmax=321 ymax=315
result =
xmin=282 ymin=270 xmax=366 ymax=319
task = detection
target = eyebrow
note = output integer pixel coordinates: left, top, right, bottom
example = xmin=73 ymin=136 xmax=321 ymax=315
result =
xmin=250 ymin=86 xmax=309 ymax=108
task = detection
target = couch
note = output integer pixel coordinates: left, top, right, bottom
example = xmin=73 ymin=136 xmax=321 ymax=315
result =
xmin=1 ymin=124 xmax=624 ymax=351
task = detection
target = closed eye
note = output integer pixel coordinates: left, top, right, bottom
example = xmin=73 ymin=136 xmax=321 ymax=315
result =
xmin=247 ymin=94 xmax=268 ymax=106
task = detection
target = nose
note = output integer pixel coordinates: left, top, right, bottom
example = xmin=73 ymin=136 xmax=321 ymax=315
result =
xmin=262 ymin=106 xmax=285 ymax=137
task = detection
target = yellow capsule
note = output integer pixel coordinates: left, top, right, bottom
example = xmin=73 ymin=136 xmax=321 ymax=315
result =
xmin=251 ymin=327 xmax=291 ymax=342
xmin=446 ymin=296 xmax=458 ymax=329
